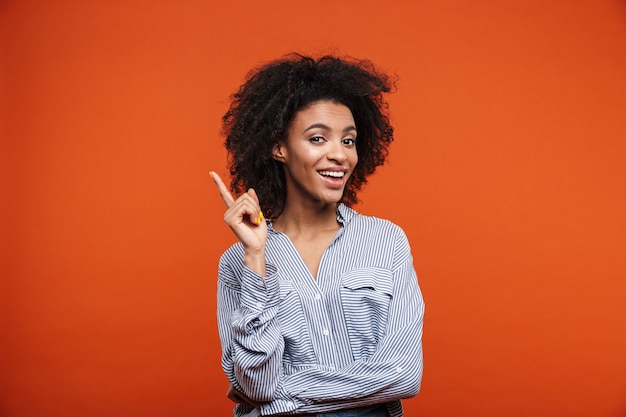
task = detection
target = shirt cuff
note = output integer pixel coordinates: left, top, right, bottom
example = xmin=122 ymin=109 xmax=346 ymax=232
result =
xmin=239 ymin=263 xmax=279 ymax=310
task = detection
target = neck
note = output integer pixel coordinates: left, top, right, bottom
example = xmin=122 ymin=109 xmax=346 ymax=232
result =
xmin=272 ymin=201 xmax=340 ymax=236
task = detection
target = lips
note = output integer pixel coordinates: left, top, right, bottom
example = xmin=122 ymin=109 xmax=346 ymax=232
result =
xmin=317 ymin=169 xmax=348 ymax=191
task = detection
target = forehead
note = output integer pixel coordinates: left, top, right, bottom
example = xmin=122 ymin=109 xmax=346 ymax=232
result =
xmin=291 ymin=100 xmax=355 ymax=127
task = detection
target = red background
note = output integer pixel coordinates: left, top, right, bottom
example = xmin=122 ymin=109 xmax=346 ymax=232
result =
xmin=2 ymin=1 xmax=626 ymax=416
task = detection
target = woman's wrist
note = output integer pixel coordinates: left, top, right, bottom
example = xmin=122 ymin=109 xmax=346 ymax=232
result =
xmin=243 ymin=250 xmax=266 ymax=277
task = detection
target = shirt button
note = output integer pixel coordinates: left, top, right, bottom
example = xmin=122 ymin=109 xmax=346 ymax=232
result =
xmin=257 ymin=280 xmax=265 ymax=287
xmin=323 ymin=329 xmax=329 ymax=336
xmin=314 ymin=294 xmax=322 ymax=300
xmin=256 ymin=302 xmax=263 ymax=309
xmin=395 ymin=366 xmax=403 ymax=373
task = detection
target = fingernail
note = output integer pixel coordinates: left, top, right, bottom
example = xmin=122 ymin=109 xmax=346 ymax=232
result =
xmin=209 ymin=171 xmax=214 ymax=179
xmin=257 ymin=211 xmax=264 ymax=224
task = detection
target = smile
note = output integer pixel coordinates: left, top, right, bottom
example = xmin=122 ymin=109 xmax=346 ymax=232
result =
xmin=318 ymin=170 xmax=345 ymax=178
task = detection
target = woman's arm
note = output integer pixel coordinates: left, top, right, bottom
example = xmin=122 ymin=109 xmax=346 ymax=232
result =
xmin=218 ymin=251 xmax=285 ymax=402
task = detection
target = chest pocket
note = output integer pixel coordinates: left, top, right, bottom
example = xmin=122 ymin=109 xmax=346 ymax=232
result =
xmin=340 ymin=267 xmax=394 ymax=359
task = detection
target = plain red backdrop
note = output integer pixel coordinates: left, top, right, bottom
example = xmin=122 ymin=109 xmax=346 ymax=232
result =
xmin=2 ymin=1 xmax=626 ymax=416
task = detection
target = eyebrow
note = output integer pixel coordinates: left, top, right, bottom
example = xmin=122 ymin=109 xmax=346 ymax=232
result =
xmin=303 ymin=123 xmax=357 ymax=134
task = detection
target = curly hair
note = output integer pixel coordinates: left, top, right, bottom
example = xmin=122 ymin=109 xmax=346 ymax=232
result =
xmin=222 ymin=53 xmax=395 ymax=219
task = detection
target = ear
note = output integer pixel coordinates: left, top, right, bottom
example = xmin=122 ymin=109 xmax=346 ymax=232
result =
xmin=272 ymin=142 xmax=286 ymax=162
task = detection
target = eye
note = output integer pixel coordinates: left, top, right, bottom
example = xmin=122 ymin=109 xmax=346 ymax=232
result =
xmin=342 ymin=138 xmax=356 ymax=146
xmin=309 ymin=136 xmax=325 ymax=143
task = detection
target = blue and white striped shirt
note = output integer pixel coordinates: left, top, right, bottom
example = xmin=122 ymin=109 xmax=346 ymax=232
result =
xmin=217 ymin=204 xmax=425 ymax=417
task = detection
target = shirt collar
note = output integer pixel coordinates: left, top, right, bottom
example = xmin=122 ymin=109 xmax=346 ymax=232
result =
xmin=336 ymin=203 xmax=355 ymax=226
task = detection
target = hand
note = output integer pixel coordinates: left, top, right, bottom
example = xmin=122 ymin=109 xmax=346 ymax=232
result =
xmin=210 ymin=172 xmax=268 ymax=272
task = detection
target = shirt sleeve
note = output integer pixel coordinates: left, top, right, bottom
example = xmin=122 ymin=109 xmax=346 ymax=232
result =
xmin=266 ymin=228 xmax=425 ymax=411
xmin=217 ymin=248 xmax=285 ymax=403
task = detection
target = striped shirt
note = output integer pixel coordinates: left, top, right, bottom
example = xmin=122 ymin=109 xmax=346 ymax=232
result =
xmin=217 ymin=204 xmax=425 ymax=417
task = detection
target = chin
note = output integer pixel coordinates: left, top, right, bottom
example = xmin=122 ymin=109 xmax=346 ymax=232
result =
xmin=319 ymin=193 xmax=345 ymax=205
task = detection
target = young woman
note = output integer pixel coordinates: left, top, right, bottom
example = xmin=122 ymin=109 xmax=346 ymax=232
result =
xmin=210 ymin=54 xmax=424 ymax=417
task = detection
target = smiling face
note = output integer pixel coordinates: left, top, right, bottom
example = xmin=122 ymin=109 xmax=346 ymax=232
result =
xmin=272 ymin=100 xmax=358 ymax=210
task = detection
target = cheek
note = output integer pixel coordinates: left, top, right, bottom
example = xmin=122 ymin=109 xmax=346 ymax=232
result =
xmin=350 ymin=150 xmax=359 ymax=168
xmin=304 ymin=150 xmax=328 ymax=169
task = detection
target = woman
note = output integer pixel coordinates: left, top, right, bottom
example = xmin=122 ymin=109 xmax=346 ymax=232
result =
xmin=210 ymin=54 xmax=424 ymax=417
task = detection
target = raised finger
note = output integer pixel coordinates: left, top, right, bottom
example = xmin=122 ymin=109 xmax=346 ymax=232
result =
xmin=209 ymin=171 xmax=235 ymax=208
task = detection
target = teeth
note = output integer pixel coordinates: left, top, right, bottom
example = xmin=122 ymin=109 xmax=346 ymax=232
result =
xmin=319 ymin=171 xmax=345 ymax=178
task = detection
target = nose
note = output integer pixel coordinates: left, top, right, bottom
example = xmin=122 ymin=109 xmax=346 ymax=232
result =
xmin=326 ymin=138 xmax=348 ymax=163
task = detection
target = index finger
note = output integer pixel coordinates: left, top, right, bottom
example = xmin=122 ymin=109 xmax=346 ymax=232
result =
xmin=209 ymin=171 xmax=235 ymax=207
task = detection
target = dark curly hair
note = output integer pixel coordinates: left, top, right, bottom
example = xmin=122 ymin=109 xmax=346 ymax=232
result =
xmin=222 ymin=53 xmax=395 ymax=219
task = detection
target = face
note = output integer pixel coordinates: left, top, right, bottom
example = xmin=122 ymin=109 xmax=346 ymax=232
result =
xmin=273 ymin=100 xmax=358 ymax=208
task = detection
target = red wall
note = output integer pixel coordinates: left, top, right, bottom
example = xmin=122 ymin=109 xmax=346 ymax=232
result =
xmin=2 ymin=1 xmax=626 ymax=416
